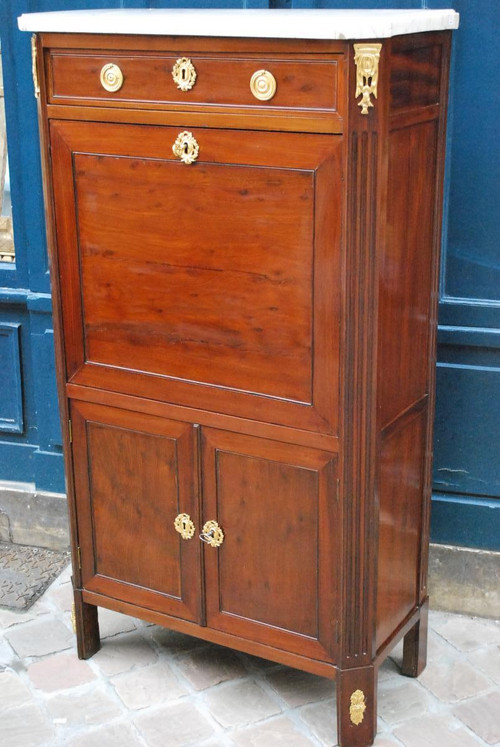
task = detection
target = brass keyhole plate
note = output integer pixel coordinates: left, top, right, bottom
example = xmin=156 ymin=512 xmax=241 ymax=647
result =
xmin=172 ymin=131 xmax=199 ymax=165
xmin=200 ymin=520 xmax=224 ymax=548
xmin=174 ymin=513 xmax=195 ymax=540
xmin=172 ymin=57 xmax=197 ymax=91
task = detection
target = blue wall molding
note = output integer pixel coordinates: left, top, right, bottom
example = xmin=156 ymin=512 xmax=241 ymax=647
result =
xmin=0 ymin=288 xmax=52 ymax=312
xmin=438 ymin=326 xmax=500 ymax=349
xmin=0 ymin=322 xmax=23 ymax=434
xmin=431 ymin=494 xmax=500 ymax=551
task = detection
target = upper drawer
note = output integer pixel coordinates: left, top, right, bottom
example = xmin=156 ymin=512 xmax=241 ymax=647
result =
xmin=46 ymin=51 xmax=341 ymax=116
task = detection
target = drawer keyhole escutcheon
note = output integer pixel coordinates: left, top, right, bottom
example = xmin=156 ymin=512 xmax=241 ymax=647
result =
xmin=99 ymin=63 xmax=124 ymax=92
xmin=172 ymin=57 xmax=197 ymax=91
xmin=200 ymin=520 xmax=224 ymax=548
xmin=174 ymin=513 xmax=196 ymax=540
xmin=250 ymin=69 xmax=277 ymax=101
xmin=172 ymin=131 xmax=199 ymax=165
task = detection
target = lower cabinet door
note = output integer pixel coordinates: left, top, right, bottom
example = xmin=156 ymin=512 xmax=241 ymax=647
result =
xmin=70 ymin=401 xmax=202 ymax=623
xmin=201 ymin=428 xmax=339 ymax=662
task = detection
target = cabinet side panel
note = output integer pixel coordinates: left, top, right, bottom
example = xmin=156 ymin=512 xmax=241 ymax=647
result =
xmin=376 ymin=410 xmax=426 ymax=650
xmin=376 ymin=33 xmax=451 ymax=647
xmin=389 ymin=37 xmax=443 ymax=112
xmin=378 ymin=118 xmax=438 ymax=428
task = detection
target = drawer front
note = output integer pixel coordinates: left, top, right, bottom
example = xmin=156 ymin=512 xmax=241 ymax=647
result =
xmin=48 ymin=51 xmax=340 ymax=114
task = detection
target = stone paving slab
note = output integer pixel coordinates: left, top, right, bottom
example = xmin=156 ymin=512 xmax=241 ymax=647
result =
xmin=0 ymin=562 xmax=499 ymax=747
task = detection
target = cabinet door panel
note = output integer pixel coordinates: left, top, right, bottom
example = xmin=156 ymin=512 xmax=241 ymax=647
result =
xmin=71 ymin=401 xmax=202 ymax=622
xmin=50 ymin=120 xmax=342 ymax=434
xmin=202 ymin=428 xmax=339 ymax=662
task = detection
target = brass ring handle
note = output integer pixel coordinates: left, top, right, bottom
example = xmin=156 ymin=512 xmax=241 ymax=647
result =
xmin=200 ymin=520 xmax=224 ymax=548
xmin=100 ymin=63 xmax=124 ymax=93
xmin=172 ymin=131 xmax=199 ymax=165
xmin=250 ymin=69 xmax=277 ymax=101
xmin=172 ymin=57 xmax=197 ymax=91
xmin=174 ymin=513 xmax=195 ymax=540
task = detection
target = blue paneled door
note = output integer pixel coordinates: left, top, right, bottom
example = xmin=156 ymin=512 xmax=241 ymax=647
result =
xmin=1 ymin=0 xmax=499 ymax=548
xmin=432 ymin=0 xmax=500 ymax=550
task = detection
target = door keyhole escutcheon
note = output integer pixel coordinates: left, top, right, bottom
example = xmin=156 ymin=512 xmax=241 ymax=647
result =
xmin=174 ymin=513 xmax=196 ymax=540
xmin=200 ymin=520 xmax=224 ymax=548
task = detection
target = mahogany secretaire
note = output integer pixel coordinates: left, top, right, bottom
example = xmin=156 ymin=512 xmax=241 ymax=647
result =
xmin=20 ymin=8 xmax=459 ymax=745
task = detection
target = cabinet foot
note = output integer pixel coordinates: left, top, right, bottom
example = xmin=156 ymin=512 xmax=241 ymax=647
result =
xmin=401 ymin=598 xmax=429 ymax=677
xmin=336 ymin=664 xmax=376 ymax=747
xmin=73 ymin=588 xmax=101 ymax=660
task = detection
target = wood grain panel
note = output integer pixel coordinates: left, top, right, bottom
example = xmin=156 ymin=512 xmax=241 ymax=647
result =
xmin=82 ymin=587 xmax=337 ymax=679
xmin=376 ymin=409 xmax=426 ymax=650
xmin=390 ymin=37 xmax=442 ymax=112
xmin=202 ymin=428 xmax=339 ymax=662
xmin=76 ymin=154 xmax=313 ymax=403
xmin=71 ymin=401 xmax=202 ymax=622
xmin=49 ymin=119 xmax=342 ymax=433
xmin=378 ymin=119 xmax=439 ymax=428
xmin=41 ymin=32 xmax=346 ymax=56
xmin=216 ymin=452 xmax=319 ymax=637
xmin=49 ymin=52 xmax=339 ymax=113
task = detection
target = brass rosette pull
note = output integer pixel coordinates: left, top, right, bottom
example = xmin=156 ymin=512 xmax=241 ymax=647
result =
xmin=250 ymin=69 xmax=277 ymax=101
xmin=100 ymin=63 xmax=124 ymax=92
xmin=174 ymin=513 xmax=195 ymax=540
xmin=172 ymin=131 xmax=199 ymax=165
xmin=200 ymin=520 xmax=224 ymax=548
xmin=172 ymin=57 xmax=197 ymax=91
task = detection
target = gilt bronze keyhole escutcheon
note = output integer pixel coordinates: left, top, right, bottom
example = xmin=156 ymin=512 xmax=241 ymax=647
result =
xmin=172 ymin=57 xmax=197 ymax=91
xmin=200 ymin=520 xmax=224 ymax=548
xmin=172 ymin=131 xmax=199 ymax=164
xmin=174 ymin=513 xmax=195 ymax=540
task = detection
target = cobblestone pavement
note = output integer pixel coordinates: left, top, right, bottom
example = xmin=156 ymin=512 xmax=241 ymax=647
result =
xmin=1 ymin=565 xmax=499 ymax=747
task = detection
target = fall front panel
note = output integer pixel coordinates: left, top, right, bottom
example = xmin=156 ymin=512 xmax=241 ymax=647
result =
xmin=49 ymin=120 xmax=342 ymax=433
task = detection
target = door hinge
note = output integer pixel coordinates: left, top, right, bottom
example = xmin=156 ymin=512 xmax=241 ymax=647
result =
xmin=68 ymin=419 xmax=73 ymax=444
xmin=76 ymin=546 xmax=82 ymax=570
xmin=31 ymin=35 xmax=40 ymax=99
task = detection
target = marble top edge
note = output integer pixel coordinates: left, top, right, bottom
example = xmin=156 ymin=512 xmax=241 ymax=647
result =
xmin=18 ymin=8 xmax=459 ymax=40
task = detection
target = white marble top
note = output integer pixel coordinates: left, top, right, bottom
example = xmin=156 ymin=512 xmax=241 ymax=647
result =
xmin=18 ymin=8 xmax=459 ymax=41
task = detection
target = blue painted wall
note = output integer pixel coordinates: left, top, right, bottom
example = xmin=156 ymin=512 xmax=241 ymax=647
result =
xmin=1 ymin=0 xmax=499 ymax=547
